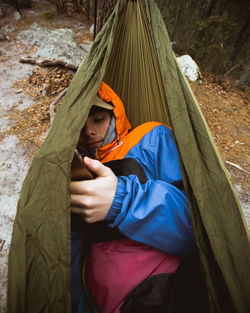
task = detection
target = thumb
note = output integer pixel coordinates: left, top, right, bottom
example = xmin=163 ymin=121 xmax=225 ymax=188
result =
xmin=83 ymin=156 xmax=112 ymax=177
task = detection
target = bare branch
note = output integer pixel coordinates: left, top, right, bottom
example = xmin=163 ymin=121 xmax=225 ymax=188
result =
xmin=19 ymin=57 xmax=78 ymax=71
xmin=225 ymin=161 xmax=250 ymax=174
xmin=50 ymin=88 xmax=68 ymax=125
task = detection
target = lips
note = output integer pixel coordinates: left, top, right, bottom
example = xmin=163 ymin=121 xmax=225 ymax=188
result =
xmin=87 ymin=140 xmax=103 ymax=149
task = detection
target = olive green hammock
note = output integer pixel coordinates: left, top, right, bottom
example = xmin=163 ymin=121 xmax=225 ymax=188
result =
xmin=8 ymin=0 xmax=249 ymax=313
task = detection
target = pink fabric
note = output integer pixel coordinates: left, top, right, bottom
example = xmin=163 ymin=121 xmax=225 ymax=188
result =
xmin=86 ymin=238 xmax=183 ymax=313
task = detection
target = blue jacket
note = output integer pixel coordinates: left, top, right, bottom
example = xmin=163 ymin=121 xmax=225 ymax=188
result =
xmin=105 ymin=124 xmax=196 ymax=255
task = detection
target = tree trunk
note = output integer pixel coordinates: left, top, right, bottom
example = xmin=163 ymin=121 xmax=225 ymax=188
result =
xmin=54 ymin=0 xmax=93 ymax=19
xmin=55 ymin=0 xmax=64 ymax=12
xmin=11 ymin=0 xmax=32 ymax=9
xmin=85 ymin=0 xmax=91 ymax=19
xmin=95 ymin=0 xmax=117 ymax=34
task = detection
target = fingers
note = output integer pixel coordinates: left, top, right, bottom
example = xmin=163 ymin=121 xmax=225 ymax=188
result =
xmin=70 ymin=206 xmax=94 ymax=223
xmin=71 ymin=193 xmax=89 ymax=208
xmin=70 ymin=206 xmax=84 ymax=215
xmin=70 ymin=180 xmax=93 ymax=195
xmin=83 ymin=156 xmax=112 ymax=177
xmin=70 ymin=157 xmax=117 ymax=223
xmin=70 ymin=203 xmax=109 ymax=224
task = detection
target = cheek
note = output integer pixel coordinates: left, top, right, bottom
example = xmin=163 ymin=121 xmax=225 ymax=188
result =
xmin=102 ymin=117 xmax=111 ymax=135
xmin=101 ymin=124 xmax=109 ymax=137
xmin=105 ymin=123 xmax=110 ymax=133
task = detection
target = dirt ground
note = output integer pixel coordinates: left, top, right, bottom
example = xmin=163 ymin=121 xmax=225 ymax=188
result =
xmin=190 ymin=76 xmax=249 ymax=194
xmin=0 ymin=0 xmax=249 ymax=311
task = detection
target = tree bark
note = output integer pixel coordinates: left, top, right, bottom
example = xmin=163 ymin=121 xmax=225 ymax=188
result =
xmin=54 ymin=0 xmax=93 ymax=19
xmin=95 ymin=0 xmax=117 ymax=34
xmin=10 ymin=0 xmax=32 ymax=9
xmin=85 ymin=0 xmax=91 ymax=19
xmin=17 ymin=0 xmax=32 ymax=8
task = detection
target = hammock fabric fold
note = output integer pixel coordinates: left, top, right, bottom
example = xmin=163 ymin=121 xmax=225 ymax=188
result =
xmin=8 ymin=1 xmax=250 ymax=313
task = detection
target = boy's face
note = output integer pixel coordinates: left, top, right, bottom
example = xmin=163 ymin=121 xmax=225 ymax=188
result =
xmin=78 ymin=110 xmax=112 ymax=150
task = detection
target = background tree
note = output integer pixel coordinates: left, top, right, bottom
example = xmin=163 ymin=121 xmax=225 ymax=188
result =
xmin=54 ymin=0 xmax=93 ymax=19
xmin=18 ymin=0 xmax=31 ymax=7
xmin=95 ymin=0 xmax=116 ymax=34
xmin=9 ymin=0 xmax=32 ymax=9
xmin=95 ymin=0 xmax=250 ymax=85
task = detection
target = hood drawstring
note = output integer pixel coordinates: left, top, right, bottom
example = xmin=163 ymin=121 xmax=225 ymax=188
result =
xmin=110 ymin=135 xmax=123 ymax=152
xmin=95 ymin=149 xmax=99 ymax=160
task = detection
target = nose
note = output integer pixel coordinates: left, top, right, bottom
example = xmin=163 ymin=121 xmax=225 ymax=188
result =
xmin=84 ymin=121 xmax=96 ymax=137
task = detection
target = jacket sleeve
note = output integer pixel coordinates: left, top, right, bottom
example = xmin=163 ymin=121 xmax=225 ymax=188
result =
xmin=105 ymin=125 xmax=196 ymax=255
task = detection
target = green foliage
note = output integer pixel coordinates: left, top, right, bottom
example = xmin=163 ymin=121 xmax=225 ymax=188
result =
xmin=158 ymin=0 xmax=249 ymax=75
xmin=193 ymin=15 xmax=239 ymax=72
xmin=41 ymin=12 xmax=56 ymax=21
xmin=196 ymin=15 xmax=238 ymax=43
xmin=160 ymin=9 xmax=176 ymax=33
xmin=161 ymin=9 xmax=171 ymax=22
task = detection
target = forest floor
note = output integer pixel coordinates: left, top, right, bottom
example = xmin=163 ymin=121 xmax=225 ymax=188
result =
xmin=0 ymin=0 xmax=249 ymax=311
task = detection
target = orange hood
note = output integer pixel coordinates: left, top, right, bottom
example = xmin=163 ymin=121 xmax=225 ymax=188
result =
xmin=97 ymin=82 xmax=131 ymax=161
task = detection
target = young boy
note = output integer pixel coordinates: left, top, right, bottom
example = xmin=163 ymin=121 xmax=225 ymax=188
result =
xmin=70 ymin=82 xmax=196 ymax=313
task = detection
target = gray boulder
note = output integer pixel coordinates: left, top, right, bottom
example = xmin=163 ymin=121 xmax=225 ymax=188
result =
xmin=177 ymin=55 xmax=201 ymax=82
xmin=18 ymin=23 xmax=86 ymax=68
xmin=89 ymin=24 xmax=94 ymax=34
xmin=235 ymin=63 xmax=250 ymax=89
xmin=13 ymin=12 xmax=22 ymax=21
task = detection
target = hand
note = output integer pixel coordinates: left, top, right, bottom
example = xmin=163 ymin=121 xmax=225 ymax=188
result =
xmin=70 ymin=156 xmax=118 ymax=223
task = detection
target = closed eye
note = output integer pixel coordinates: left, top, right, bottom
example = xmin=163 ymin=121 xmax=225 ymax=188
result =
xmin=94 ymin=117 xmax=105 ymax=123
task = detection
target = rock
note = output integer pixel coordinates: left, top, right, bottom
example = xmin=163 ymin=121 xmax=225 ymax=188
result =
xmin=80 ymin=43 xmax=92 ymax=53
xmin=18 ymin=23 xmax=86 ymax=68
xmin=14 ymin=12 xmax=22 ymax=21
xmin=177 ymin=55 xmax=202 ymax=82
xmin=1 ymin=25 xmax=16 ymax=34
xmin=235 ymin=63 xmax=250 ymax=89
xmin=89 ymin=24 xmax=94 ymax=33
xmin=171 ymin=41 xmax=177 ymax=52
